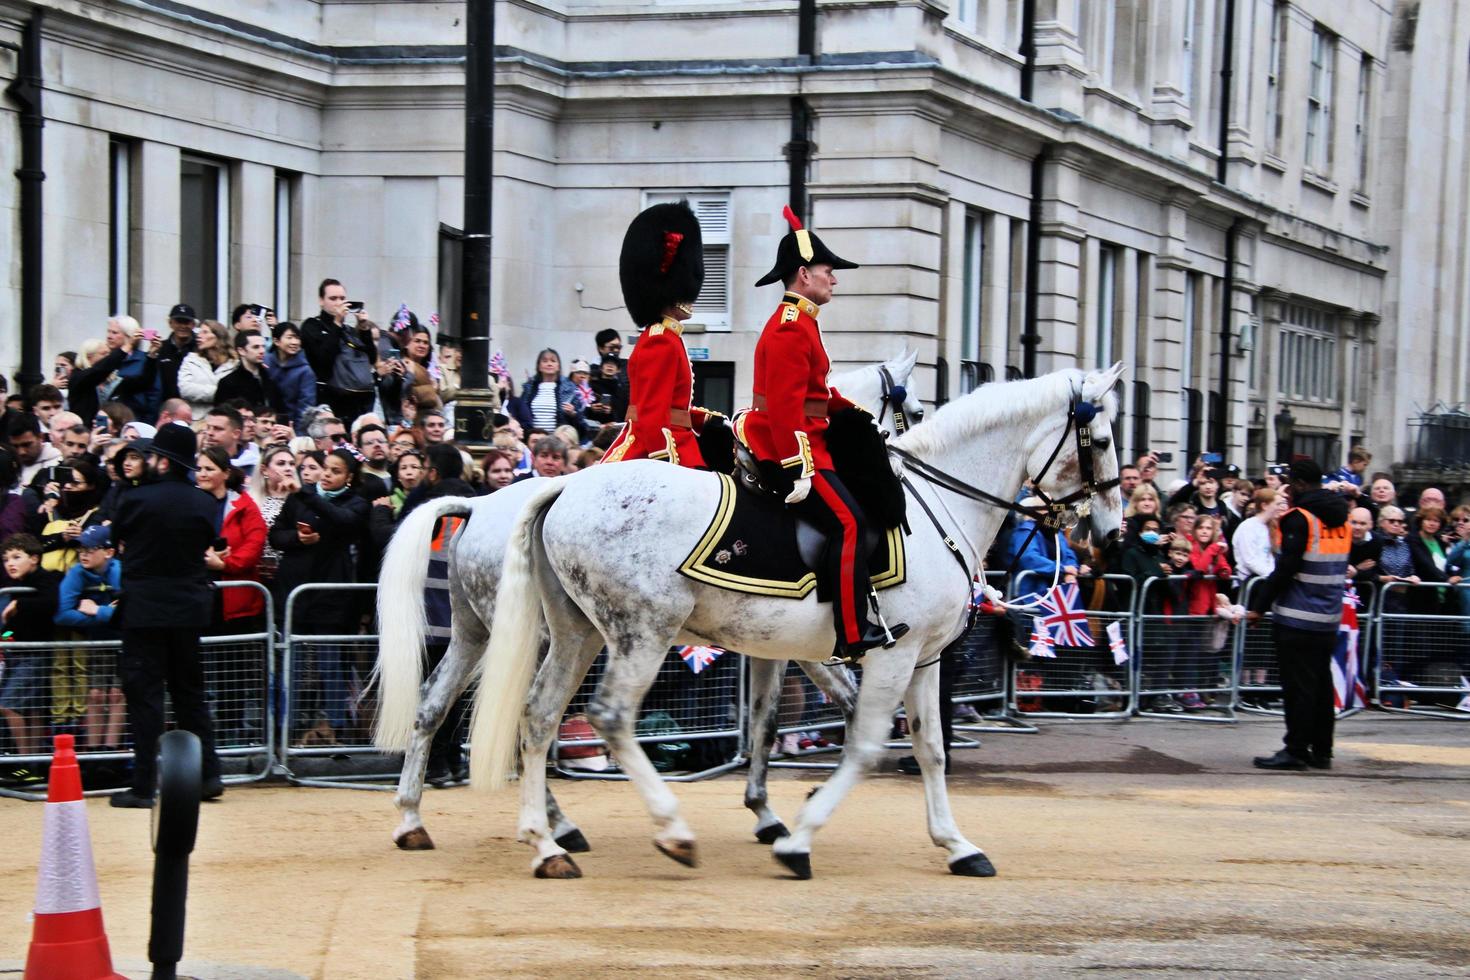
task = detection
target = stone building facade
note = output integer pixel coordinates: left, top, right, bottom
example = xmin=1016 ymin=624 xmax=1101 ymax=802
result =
xmin=0 ymin=0 xmax=1466 ymax=477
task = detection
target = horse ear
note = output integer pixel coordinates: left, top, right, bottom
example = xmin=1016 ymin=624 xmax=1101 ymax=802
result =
xmin=891 ymin=347 xmax=919 ymax=377
xmin=1081 ymin=361 xmax=1127 ymax=401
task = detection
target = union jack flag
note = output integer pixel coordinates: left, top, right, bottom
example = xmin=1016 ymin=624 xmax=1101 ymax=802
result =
xmin=675 ymin=644 xmax=724 ymax=674
xmin=1331 ymin=588 xmax=1368 ymax=712
xmin=392 ymin=302 xmax=412 ymax=332
xmin=488 ymin=349 xmax=511 ymax=382
xmin=1028 ymin=617 xmax=1057 ymax=659
xmin=1038 ymin=583 xmax=1093 ymax=647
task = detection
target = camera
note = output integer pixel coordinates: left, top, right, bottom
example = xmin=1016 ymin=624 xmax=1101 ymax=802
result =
xmin=1155 ymin=451 xmax=1174 ymax=464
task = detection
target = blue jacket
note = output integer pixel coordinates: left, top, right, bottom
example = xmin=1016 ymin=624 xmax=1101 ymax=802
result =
xmin=112 ymin=349 xmax=161 ymax=423
xmin=266 ymin=350 xmax=318 ymax=428
xmin=54 ymin=558 xmax=123 ymax=638
xmin=1007 ymin=519 xmax=1079 ymax=595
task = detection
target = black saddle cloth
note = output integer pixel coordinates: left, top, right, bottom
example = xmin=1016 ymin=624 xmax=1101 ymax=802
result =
xmin=677 ymin=474 xmax=905 ymax=599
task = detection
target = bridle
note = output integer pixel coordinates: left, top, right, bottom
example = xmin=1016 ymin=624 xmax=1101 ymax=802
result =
xmin=876 ymin=366 xmax=922 ymax=436
xmin=891 ymin=392 xmax=1121 ymax=610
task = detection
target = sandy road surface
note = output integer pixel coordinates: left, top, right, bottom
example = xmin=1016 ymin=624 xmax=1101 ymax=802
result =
xmin=3 ymin=716 xmax=1467 ymax=978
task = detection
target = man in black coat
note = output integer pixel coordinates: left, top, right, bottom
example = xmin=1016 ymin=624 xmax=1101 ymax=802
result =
xmin=110 ymin=423 xmax=224 ymax=807
xmin=299 ymin=278 xmax=379 ymax=422
xmin=214 ymin=329 xmax=278 ymax=410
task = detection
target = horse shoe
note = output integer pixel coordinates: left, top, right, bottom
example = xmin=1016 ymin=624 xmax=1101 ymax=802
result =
xmin=948 ymin=852 xmax=997 ymax=877
xmin=653 ymin=838 xmax=699 ymax=868
xmin=535 ymin=854 xmax=583 ymax=879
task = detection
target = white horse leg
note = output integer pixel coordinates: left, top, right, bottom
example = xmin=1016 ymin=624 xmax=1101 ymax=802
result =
xmin=772 ymin=651 xmax=916 ymax=879
xmin=904 ymin=655 xmax=994 ymax=876
xmin=589 ymin=639 xmax=699 ymax=868
xmin=744 ymin=659 xmax=789 ymax=843
xmin=392 ymin=620 xmax=486 ymax=850
xmin=517 ymin=626 xmax=603 ymax=878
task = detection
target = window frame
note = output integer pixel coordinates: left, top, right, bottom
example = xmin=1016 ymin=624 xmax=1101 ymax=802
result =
xmin=642 ymin=190 xmax=732 ymax=332
xmin=1306 ymin=25 xmax=1337 ymax=176
xmin=178 ymin=154 xmax=232 ymax=322
xmin=109 ymin=138 xmax=132 ymax=316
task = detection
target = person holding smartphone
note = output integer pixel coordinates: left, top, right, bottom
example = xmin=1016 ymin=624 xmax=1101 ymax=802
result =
xmin=299 ymin=279 xmax=379 ymax=423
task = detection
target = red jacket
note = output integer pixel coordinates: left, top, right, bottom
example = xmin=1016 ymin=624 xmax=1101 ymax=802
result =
xmin=218 ymin=491 xmax=267 ymax=621
xmin=740 ymin=293 xmax=855 ymax=478
xmin=603 ymin=316 xmax=707 ymax=468
xmin=1184 ymin=539 xmax=1232 ymax=615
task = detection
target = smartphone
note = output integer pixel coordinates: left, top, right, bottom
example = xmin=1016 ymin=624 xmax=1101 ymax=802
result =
xmin=296 ymin=521 xmax=314 ymax=535
xmin=1201 ymin=451 xmax=1223 ymax=464
xmin=93 ymin=412 xmax=110 ymax=430
xmin=49 ymin=465 xmax=73 ymax=484
xmin=346 ymin=301 xmax=365 ymax=313
xmin=213 ymin=537 xmax=228 ymax=553
xmin=143 ymin=327 xmax=158 ymax=343
xmin=1155 ymin=451 xmax=1174 ymax=464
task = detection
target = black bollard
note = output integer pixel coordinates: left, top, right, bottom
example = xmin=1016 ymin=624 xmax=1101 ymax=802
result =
xmin=150 ymin=729 xmax=202 ymax=980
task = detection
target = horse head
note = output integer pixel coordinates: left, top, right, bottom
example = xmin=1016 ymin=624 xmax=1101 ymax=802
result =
xmin=831 ymin=349 xmax=925 ymax=439
xmin=879 ymin=348 xmax=925 ymax=427
xmin=1025 ymin=361 xmax=1127 ymax=547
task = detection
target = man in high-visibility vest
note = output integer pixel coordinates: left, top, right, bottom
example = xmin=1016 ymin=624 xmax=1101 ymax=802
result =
xmin=1247 ymin=459 xmax=1351 ymax=771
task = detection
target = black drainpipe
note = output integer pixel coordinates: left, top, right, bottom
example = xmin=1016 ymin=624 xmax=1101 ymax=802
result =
xmin=1215 ymin=220 xmax=1239 ymax=453
xmin=1216 ymin=0 xmax=1236 ymax=185
xmin=1019 ymin=0 xmax=1041 ymax=377
xmin=1214 ymin=0 xmax=1237 ymax=451
xmin=4 ymin=12 xmax=45 ymax=390
xmin=787 ymin=0 xmax=817 ymax=220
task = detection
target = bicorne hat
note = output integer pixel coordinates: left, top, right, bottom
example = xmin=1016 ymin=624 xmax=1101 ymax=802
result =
xmin=754 ymin=206 xmax=859 ymax=287
xmin=619 ymin=202 xmax=704 ymax=327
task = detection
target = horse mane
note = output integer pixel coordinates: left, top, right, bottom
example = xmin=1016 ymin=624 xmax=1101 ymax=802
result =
xmin=893 ymin=369 xmax=1116 ymax=457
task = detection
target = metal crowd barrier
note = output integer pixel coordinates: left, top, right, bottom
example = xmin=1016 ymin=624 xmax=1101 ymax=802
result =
xmin=0 ymin=581 xmax=275 ymax=801
xmin=552 ymin=648 xmax=747 ymax=781
xmin=1135 ymin=575 xmax=1237 ymax=722
xmin=1235 ymin=580 xmax=1378 ymax=718
xmin=278 ymin=583 xmax=397 ymax=789
xmin=1009 ymin=572 xmax=1137 ymax=720
xmin=1373 ymin=582 xmax=1470 ymax=720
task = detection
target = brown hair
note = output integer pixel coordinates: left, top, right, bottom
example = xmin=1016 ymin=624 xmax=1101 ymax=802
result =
xmin=1415 ymin=506 xmax=1447 ymax=531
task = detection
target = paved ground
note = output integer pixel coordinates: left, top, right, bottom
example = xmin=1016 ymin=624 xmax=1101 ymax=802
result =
xmin=2 ymin=713 xmax=1467 ymax=979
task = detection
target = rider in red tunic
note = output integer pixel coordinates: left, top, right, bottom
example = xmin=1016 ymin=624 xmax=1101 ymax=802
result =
xmin=742 ymin=206 xmax=909 ymax=661
xmin=603 ymin=202 xmax=717 ymax=467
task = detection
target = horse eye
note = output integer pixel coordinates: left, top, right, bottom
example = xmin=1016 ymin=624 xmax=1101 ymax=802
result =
xmin=1094 ymin=436 xmax=1111 ymax=450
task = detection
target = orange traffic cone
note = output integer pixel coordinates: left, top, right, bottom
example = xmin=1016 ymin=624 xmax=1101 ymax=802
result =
xmin=25 ymin=734 xmax=126 ymax=980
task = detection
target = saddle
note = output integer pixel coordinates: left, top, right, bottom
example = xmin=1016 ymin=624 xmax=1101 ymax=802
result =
xmin=682 ymin=411 xmax=907 ymax=599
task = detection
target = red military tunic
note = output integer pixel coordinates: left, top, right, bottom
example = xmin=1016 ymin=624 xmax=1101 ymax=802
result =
xmin=739 ymin=292 xmax=855 ymax=478
xmin=603 ymin=316 xmax=708 ymax=468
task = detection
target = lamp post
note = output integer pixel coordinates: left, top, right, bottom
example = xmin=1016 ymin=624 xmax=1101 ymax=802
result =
xmin=453 ymin=0 xmax=498 ymax=450
xmin=1274 ymin=406 xmax=1295 ymax=462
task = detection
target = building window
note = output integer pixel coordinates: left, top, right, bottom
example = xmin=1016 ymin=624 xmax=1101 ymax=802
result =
xmin=1095 ymin=245 xmax=1117 ymax=368
xmin=643 ymin=192 xmax=731 ymax=330
xmin=960 ymin=212 xmax=984 ymax=392
xmin=1265 ymin=2 xmax=1287 ymax=155
xmin=109 ymin=138 xmax=132 ymax=316
xmin=179 ymin=156 xmax=231 ymax=321
xmin=1276 ymin=303 xmax=1338 ymax=402
xmin=437 ymin=224 xmax=463 ymax=342
xmin=1354 ymin=57 xmax=1372 ymax=192
xmin=273 ymin=173 xmax=294 ymax=320
xmin=1306 ymin=25 xmax=1336 ymax=175
xmin=953 ymin=0 xmax=982 ymax=32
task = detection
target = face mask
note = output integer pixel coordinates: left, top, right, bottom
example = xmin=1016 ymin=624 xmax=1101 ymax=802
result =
xmin=1139 ymin=531 xmax=1161 ymax=545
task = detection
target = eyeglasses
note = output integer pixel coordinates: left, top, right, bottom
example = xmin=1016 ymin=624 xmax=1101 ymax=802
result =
xmin=1382 ymin=518 xmax=1406 ymax=525
xmin=1455 ymin=517 xmax=1470 ymax=524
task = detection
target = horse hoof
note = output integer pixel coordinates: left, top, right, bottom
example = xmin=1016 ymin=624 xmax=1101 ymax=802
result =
xmin=395 ymin=828 xmax=435 ymax=851
xmin=555 ymin=828 xmax=592 ymax=853
xmin=534 ymin=854 xmax=583 ymax=879
xmin=654 ymin=839 xmax=699 ymax=868
xmin=755 ymin=822 xmax=790 ymax=845
xmin=949 ymin=852 xmax=997 ymax=877
xmin=774 ymin=850 xmax=812 ymax=880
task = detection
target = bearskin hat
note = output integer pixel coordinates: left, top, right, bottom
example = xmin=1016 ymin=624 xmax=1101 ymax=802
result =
xmin=754 ymin=205 xmax=859 ymax=287
xmin=619 ymin=202 xmax=704 ymax=327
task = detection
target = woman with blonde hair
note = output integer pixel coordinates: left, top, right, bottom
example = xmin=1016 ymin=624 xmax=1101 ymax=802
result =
xmin=100 ymin=315 xmax=162 ymax=423
xmin=1123 ymin=482 xmax=1162 ymax=534
xmin=66 ymin=336 xmax=125 ymax=425
xmin=178 ymin=320 xmax=238 ymax=420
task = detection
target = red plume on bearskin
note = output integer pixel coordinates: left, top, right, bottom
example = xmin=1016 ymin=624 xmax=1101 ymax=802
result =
xmin=620 ymin=202 xmax=704 ymax=327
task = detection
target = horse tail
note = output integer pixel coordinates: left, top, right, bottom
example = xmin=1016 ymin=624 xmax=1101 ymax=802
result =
xmin=469 ymin=477 xmax=570 ymax=793
xmin=371 ymin=496 xmax=474 ymax=752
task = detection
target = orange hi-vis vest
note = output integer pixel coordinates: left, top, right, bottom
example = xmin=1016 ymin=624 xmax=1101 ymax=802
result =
xmin=1270 ymin=507 xmax=1350 ymax=632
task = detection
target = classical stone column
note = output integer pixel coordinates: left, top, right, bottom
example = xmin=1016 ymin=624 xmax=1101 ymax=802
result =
xmin=1117 ymin=245 xmax=1140 ymax=457
xmin=134 ymin=141 xmax=182 ymax=330
xmin=1146 ymin=191 xmax=1198 ymax=477
xmin=1032 ymin=147 xmax=1086 ymax=373
xmin=980 ymin=213 xmax=1012 ymax=382
xmin=1148 ymin=0 xmax=1191 ymax=160
xmin=233 ymin=161 xmax=276 ymax=313
xmin=1031 ymin=0 xmax=1087 ymax=115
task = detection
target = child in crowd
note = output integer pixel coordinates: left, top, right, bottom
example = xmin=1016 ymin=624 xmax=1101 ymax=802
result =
xmin=0 ymin=533 xmax=61 ymax=772
xmin=54 ymin=525 xmax=125 ymax=750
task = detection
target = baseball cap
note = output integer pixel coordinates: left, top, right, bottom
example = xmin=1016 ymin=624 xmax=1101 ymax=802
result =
xmin=568 ymin=359 xmax=591 ymax=375
xmin=78 ymin=525 xmax=112 ymax=550
xmin=169 ymin=303 xmax=197 ymax=321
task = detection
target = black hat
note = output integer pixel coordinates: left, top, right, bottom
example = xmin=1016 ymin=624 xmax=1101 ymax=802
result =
xmin=141 ymin=422 xmax=198 ymax=470
xmin=168 ymin=303 xmax=197 ymax=322
xmin=435 ymin=332 xmax=462 ymax=349
xmin=619 ymin=202 xmax=704 ymax=327
xmin=1288 ymin=459 xmax=1324 ymax=484
xmin=754 ymin=206 xmax=859 ymax=288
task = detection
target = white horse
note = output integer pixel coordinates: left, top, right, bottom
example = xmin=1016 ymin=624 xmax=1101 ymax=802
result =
xmin=372 ymin=350 xmax=925 ymax=850
xmin=469 ymin=363 xmax=1127 ymax=879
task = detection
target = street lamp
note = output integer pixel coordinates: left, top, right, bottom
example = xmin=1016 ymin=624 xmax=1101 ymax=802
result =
xmin=1274 ymin=406 xmax=1295 ymax=462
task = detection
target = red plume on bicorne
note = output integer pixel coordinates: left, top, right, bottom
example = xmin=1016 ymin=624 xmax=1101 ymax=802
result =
xmin=782 ymin=205 xmax=804 ymax=231
xmin=659 ymin=231 xmax=684 ymax=274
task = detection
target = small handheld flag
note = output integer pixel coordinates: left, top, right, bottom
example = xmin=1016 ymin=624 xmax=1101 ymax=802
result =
xmin=676 ymin=645 xmax=724 ymax=675
xmin=1105 ymin=621 xmax=1129 ymax=665
xmin=1038 ymin=582 xmax=1093 ymax=647
xmin=1028 ymin=617 xmax=1057 ymax=659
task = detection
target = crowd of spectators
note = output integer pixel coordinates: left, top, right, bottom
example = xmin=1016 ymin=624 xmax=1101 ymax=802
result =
xmin=0 ymin=278 xmax=640 ymax=779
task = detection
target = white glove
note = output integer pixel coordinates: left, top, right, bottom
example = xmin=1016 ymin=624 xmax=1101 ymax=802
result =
xmin=785 ymin=477 xmax=811 ymax=505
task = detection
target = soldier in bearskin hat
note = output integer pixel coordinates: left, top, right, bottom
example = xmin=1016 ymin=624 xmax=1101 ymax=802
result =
xmin=742 ymin=206 xmax=908 ymax=661
xmin=602 ymin=201 xmax=726 ymax=468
